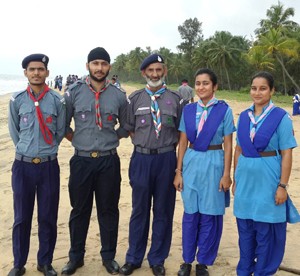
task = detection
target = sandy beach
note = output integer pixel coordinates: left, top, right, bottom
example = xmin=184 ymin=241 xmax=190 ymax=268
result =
xmin=1 ymin=85 xmax=300 ymax=276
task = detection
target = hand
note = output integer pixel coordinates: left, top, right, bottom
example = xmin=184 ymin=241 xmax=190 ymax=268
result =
xmin=65 ymin=132 xmax=73 ymax=142
xmin=219 ymin=175 xmax=232 ymax=192
xmin=275 ymin=186 xmax=288 ymax=205
xmin=173 ymin=173 xmax=183 ymax=192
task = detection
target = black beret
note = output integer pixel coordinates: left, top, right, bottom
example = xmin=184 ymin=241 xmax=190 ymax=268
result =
xmin=88 ymin=47 xmax=110 ymax=64
xmin=140 ymin=53 xmax=164 ymax=71
xmin=22 ymin=54 xmax=49 ymax=69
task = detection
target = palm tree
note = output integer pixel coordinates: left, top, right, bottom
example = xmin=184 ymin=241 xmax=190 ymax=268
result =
xmin=168 ymin=54 xmax=185 ymax=84
xmin=255 ymin=1 xmax=299 ymax=36
xmin=206 ymin=31 xmax=242 ymax=90
xmin=255 ymin=28 xmax=300 ymax=93
xmin=246 ymin=47 xmax=275 ymax=71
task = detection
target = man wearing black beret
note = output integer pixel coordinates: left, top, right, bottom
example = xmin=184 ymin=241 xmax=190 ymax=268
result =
xmin=62 ymin=47 xmax=128 ymax=275
xmin=8 ymin=54 xmax=66 ymax=276
xmin=120 ymin=53 xmax=184 ymax=276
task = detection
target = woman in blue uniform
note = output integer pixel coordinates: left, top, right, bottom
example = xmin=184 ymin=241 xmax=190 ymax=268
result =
xmin=174 ymin=68 xmax=236 ymax=276
xmin=233 ymin=71 xmax=300 ymax=276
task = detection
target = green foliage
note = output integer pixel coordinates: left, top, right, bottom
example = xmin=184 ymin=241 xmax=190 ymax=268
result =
xmin=110 ymin=2 xmax=300 ymax=95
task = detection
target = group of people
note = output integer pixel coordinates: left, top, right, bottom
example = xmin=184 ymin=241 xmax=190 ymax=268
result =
xmin=7 ymin=47 xmax=300 ymax=276
xmin=53 ymin=75 xmax=63 ymax=91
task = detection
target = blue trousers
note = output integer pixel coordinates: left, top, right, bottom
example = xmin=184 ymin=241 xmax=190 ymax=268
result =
xmin=11 ymin=159 xmax=60 ymax=268
xmin=293 ymin=102 xmax=300 ymax=115
xmin=236 ymin=218 xmax=287 ymax=276
xmin=125 ymin=151 xmax=176 ymax=266
xmin=182 ymin=212 xmax=223 ymax=265
xmin=68 ymin=154 xmax=121 ymax=262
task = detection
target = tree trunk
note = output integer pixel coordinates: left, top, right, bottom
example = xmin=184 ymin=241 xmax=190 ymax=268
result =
xmin=276 ymin=55 xmax=300 ymax=92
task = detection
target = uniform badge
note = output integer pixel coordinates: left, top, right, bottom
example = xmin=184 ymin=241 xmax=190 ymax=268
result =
xmin=107 ymin=115 xmax=113 ymax=121
xmin=81 ymin=113 xmax=86 ymax=120
xmin=141 ymin=119 xmax=146 ymax=124
xmin=166 ymin=99 xmax=171 ymax=105
xmin=167 ymin=117 xmax=173 ymax=125
xmin=46 ymin=116 xmax=52 ymax=124
xmin=23 ymin=116 xmax=28 ymax=124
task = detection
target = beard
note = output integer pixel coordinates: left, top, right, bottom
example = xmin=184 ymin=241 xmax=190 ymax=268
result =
xmin=144 ymin=75 xmax=165 ymax=88
xmin=89 ymin=68 xmax=109 ymax=83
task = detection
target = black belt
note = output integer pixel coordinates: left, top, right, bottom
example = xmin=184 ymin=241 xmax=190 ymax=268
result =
xmin=134 ymin=145 xmax=175 ymax=155
xmin=189 ymin=144 xmax=223 ymax=150
xmin=15 ymin=153 xmax=57 ymax=164
xmin=75 ymin=149 xmax=117 ymax=158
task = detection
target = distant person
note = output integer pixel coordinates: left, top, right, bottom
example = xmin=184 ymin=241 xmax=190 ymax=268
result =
xmin=61 ymin=47 xmax=128 ymax=275
xmin=111 ymin=75 xmax=120 ymax=88
xmin=8 ymin=54 xmax=66 ymax=276
xmin=292 ymin=93 xmax=300 ymax=115
xmin=233 ymin=71 xmax=300 ymax=276
xmin=174 ymin=68 xmax=235 ymax=276
xmin=119 ymin=53 xmax=184 ymax=276
xmin=178 ymin=79 xmax=195 ymax=104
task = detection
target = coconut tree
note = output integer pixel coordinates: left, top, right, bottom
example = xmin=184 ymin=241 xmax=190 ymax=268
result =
xmin=255 ymin=1 xmax=299 ymax=36
xmin=246 ymin=47 xmax=275 ymax=71
xmin=206 ymin=31 xmax=242 ymax=90
xmin=255 ymin=28 xmax=300 ymax=93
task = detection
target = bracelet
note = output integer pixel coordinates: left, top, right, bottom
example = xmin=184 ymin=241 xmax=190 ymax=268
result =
xmin=175 ymin=168 xmax=182 ymax=174
xmin=278 ymin=183 xmax=288 ymax=190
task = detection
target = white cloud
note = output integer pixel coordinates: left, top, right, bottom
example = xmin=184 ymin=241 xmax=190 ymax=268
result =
xmin=0 ymin=0 xmax=299 ymax=78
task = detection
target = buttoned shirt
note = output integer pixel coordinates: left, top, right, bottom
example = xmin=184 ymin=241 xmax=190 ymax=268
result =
xmin=64 ymin=79 xmax=128 ymax=152
xmin=8 ymin=88 xmax=66 ymax=157
xmin=125 ymin=88 xmax=183 ymax=148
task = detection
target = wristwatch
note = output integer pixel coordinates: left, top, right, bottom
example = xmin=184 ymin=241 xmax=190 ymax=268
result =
xmin=278 ymin=183 xmax=288 ymax=190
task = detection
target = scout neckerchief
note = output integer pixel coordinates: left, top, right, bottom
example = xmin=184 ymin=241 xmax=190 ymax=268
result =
xmin=248 ymin=102 xmax=274 ymax=142
xmin=197 ymin=97 xmax=218 ymax=137
xmin=145 ymin=83 xmax=167 ymax=139
xmin=184 ymin=100 xmax=228 ymax=151
xmin=26 ymin=84 xmax=53 ymax=145
xmin=85 ymin=76 xmax=110 ymax=130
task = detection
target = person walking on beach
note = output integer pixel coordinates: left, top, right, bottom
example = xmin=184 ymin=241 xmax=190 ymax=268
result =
xmin=61 ymin=47 xmax=128 ymax=275
xmin=119 ymin=53 xmax=184 ymax=276
xmin=8 ymin=54 xmax=66 ymax=276
xmin=178 ymin=79 xmax=195 ymax=104
xmin=233 ymin=71 xmax=300 ymax=276
xmin=174 ymin=68 xmax=235 ymax=276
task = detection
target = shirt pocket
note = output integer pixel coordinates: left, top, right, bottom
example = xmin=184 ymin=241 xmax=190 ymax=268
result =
xmin=19 ymin=104 xmax=35 ymax=130
xmin=102 ymin=107 xmax=118 ymax=128
xmin=42 ymin=103 xmax=57 ymax=131
xmin=134 ymin=108 xmax=152 ymax=130
xmin=74 ymin=104 xmax=92 ymax=123
xmin=161 ymin=109 xmax=177 ymax=128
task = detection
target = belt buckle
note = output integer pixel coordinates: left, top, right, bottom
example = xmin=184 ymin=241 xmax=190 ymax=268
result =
xmin=150 ymin=149 xmax=158 ymax=154
xmin=32 ymin=157 xmax=41 ymax=164
xmin=90 ymin=151 xmax=99 ymax=158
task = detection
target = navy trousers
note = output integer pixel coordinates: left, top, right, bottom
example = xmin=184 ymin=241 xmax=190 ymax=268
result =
xmin=236 ymin=218 xmax=286 ymax=276
xmin=11 ymin=159 xmax=60 ymax=268
xmin=125 ymin=151 xmax=177 ymax=266
xmin=68 ymin=154 xmax=121 ymax=262
xmin=182 ymin=212 xmax=223 ymax=265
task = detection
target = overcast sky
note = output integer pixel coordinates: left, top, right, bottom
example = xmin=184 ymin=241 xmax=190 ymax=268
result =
xmin=0 ymin=0 xmax=299 ymax=78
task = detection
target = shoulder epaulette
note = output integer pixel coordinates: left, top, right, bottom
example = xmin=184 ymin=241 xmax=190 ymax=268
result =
xmin=128 ymin=88 xmax=144 ymax=99
xmin=11 ymin=89 xmax=26 ymax=101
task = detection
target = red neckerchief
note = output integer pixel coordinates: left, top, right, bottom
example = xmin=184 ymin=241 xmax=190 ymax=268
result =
xmin=26 ymin=85 xmax=53 ymax=145
xmin=85 ymin=76 xmax=109 ymax=130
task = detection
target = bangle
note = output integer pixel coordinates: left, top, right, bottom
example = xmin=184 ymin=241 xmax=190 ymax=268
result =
xmin=175 ymin=168 xmax=182 ymax=174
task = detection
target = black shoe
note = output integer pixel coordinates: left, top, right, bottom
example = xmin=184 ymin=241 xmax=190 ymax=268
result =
xmin=178 ymin=263 xmax=192 ymax=276
xmin=196 ymin=264 xmax=209 ymax=276
xmin=8 ymin=267 xmax=26 ymax=276
xmin=102 ymin=260 xmax=120 ymax=275
xmin=61 ymin=260 xmax=84 ymax=275
xmin=119 ymin=263 xmax=141 ymax=275
xmin=151 ymin=264 xmax=165 ymax=276
xmin=37 ymin=264 xmax=57 ymax=276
